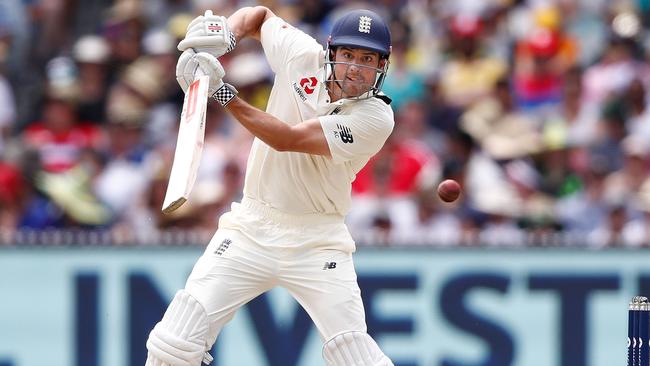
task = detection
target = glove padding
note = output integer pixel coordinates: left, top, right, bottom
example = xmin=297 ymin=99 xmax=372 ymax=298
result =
xmin=176 ymin=50 xmax=226 ymax=98
xmin=177 ymin=10 xmax=236 ymax=58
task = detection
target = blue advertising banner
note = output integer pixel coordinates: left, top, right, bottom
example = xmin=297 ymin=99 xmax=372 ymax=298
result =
xmin=0 ymin=247 xmax=647 ymax=366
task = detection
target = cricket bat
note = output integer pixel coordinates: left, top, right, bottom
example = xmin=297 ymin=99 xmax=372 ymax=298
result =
xmin=162 ymin=75 xmax=210 ymax=214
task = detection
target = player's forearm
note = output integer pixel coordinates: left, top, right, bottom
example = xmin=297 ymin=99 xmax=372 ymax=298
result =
xmin=228 ymin=6 xmax=274 ymax=42
xmin=224 ymin=97 xmax=295 ymax=151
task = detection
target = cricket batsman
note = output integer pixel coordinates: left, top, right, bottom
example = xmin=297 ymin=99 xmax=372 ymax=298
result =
xmin=146 ymin=5 xmax=395 ymax=365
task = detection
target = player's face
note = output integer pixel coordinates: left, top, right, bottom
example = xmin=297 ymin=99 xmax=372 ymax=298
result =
xmin=332 ymin=47 xmax=382 ymax=98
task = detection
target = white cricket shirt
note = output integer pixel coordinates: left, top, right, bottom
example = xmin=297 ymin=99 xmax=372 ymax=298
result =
xmin=240 ymin=16 xmax=394 ymax=216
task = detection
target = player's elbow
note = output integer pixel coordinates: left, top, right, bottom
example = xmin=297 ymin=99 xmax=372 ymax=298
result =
xmin=268 ymin=123 xmax=300 ymax=152
xmin=271 ymin=139 xmax=292 ymax=152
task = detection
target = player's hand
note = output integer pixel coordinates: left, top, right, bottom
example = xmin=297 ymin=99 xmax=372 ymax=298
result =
xmin=176 ymin=50 xmax=226 ymax=97
xmin=177 ymin=10 xmax=236 ymax=58
xmin=175 ymin=50 xmax=201 ymax=93
xmin=194 ymin=52 xmax=226 ymax=96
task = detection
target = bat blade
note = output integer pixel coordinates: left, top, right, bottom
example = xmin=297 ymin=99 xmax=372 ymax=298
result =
xmin=162 ymin=75 xmax=210 ymax=214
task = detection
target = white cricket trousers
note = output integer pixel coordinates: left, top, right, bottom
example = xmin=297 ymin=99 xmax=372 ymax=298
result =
xmin=183 ymin=202 xmax=366 ymax=349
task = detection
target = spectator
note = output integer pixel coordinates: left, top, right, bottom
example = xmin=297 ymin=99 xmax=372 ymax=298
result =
xmin=602 ymin=135 xmax=649 ymax=206
xmin=0 ymin=162 xmax=23 ymax=235
xmin=421 ymin=73 xmax=463 ymax=146
xmin=382 ymin=22 xmax=425 ymax=111
xmin=72 ymin=35 xmax=112 ymax=123
xmin=587 ymin=203 xmax=630 ymax=248
xmin=541 ymin=66 xmax=600 ymax=149
xmin=512 ymin=27 xmax=573 ymax=110
xmin=95 ymin=70 xmax=153 ymax=218
xmin=555 ymin=159 xmax=610 ymax=238
xmin=582 ymin=37 xmax=648 ymax=106
xmin=392 ymin=188 xmax=463 ymax=246
xmin=0 ymin=51 xmax=15 ymax=155
xmin=103 ymin=0 xmax=146 ymax=70
xmin=22 ymin=58 xmax=104 ymax=174
xmin=623 ymin=178 xmax=650 ymax=247
xmin=460 ymin=77 xmax=542 ymax=161
xmin=622 ymin=78 xmax=650 ymax=140
xmin=438 ymin=13 xmax=506 ymax=108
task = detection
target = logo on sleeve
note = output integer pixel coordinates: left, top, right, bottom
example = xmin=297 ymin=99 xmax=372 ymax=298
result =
xmin=335 ymin=124 xmax=354 ymax=143
xmin=359 ymin=16 xmax=372 ymax=33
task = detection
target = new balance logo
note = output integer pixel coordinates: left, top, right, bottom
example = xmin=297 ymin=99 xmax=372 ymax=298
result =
xmin=336 ymin=124 xmax=354 ymax=143
xmin=323 ymin=262 xmax=337 ymax=270
xmin=215 ymin=238 xmax=232 ymax=255
xmin=358 ymin=16 xmax=372 ymax=33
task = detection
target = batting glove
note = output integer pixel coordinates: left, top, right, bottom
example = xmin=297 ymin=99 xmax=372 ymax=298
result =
xmin=176 ymin=50 xmax=238 ymax=106
xmin=177 ymin=10 xmax=236 ymax=59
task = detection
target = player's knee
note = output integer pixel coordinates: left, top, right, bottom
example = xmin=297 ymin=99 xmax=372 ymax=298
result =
xmin=146 ymin=290 xmax=212 ymax=366
xmin=322 ymin=331 xmax=394 ymax=366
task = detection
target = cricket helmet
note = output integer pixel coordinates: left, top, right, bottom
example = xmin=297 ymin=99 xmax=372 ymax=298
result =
xmin=328 ymin=9 xmax=392 ymax=58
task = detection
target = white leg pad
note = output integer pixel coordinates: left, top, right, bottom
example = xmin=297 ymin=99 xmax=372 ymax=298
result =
xmin=322 ymin=331 xmax=394 ymax=366
xmin=145 ymin=290 xmax=212 ymax=366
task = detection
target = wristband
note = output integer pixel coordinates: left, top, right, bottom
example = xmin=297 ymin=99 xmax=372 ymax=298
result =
xmin=212 ymin=83 xmax=238 ymax=107
xmin=226 ymin=32 xmax=237 ymax=53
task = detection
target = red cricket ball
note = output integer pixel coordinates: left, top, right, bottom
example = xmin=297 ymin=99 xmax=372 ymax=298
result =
xmin=437 ymin=179 xmax=461 ymax=203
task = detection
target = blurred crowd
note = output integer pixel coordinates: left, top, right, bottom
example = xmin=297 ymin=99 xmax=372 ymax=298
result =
xmin=2 ymin=0 xmax=650 ymax=248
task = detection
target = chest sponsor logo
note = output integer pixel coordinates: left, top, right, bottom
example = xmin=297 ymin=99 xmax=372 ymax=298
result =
xmin=300 ymin=77 xmax=318 ymax=94
xmin=334 ymin=124 xmax=354 ymax=143
xmin=292 ymin=76 xmax=318 ymax=102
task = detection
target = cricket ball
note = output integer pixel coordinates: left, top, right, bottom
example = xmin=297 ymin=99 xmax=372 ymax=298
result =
xmin=437 ymin=179 xmax=461 ymax=203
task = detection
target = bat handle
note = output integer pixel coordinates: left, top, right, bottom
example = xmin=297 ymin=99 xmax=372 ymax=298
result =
xmin=194 ymin=67 xmax=207 ymax=79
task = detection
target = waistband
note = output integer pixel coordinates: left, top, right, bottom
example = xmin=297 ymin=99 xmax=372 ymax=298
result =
xmin=239 ymin=197 xmax=345 ymax=226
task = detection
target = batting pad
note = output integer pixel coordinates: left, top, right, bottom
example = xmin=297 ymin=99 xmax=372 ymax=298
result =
xmin=146 ymin=290 xmax=212 ymax=366
xmin=322 ymin=331 xmax=394 ymax=366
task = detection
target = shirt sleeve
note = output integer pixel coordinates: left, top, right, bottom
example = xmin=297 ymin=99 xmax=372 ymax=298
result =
xmin=319 ymin=102 xmax=394 ymax=164
xmin=260 ymin=17 xmax=322 ymax=74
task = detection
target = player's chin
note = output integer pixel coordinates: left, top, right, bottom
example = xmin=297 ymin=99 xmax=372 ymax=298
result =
xmin=341 ymin=83 xmax=370 ymax=98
